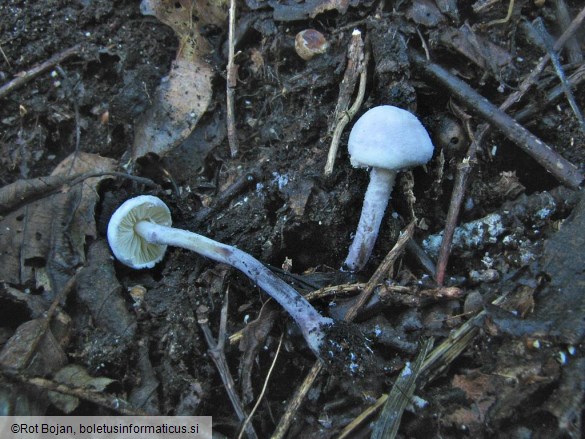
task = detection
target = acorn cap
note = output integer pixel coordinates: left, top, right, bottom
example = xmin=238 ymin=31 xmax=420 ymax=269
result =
xmin=348 ymin=105 xmax=434 ymax=170
xmin=107 ymin=195 xmax=172 ymax=269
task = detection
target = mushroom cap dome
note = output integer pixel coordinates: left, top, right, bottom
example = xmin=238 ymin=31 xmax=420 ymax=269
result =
xmin=107 ymin=195 xmax=172 ymax=269
xmin=348 ymin=105 xmax=434 ymax=170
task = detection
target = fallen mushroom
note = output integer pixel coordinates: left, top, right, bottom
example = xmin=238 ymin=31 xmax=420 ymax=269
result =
xmin=107 ymin=195 xmax=370 ymax=372
xmin=344 ymin=105 xmax=434 ymax=271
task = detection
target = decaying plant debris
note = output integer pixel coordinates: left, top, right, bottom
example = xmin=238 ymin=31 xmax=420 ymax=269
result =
xmin=1 ymin=0 xmax=584 ymax=437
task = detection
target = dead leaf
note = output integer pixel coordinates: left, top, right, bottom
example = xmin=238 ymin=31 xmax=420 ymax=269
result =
xmin=133 ymin=0 xmax=216 ymax=159
xmin=51 ymin=153 xmax=118 ymax=259
xmin=283 ymin=179 xmax=314 ymax=217
xmin=48 ymin=364 xmax=117 ymax=414
xmin=0 ymin=174 xmax=81 ymax=215
xmin=0 ymin=153 xmax=116 ymax=294
xmin=406 ymin=0 xmax=446 ymax=27
xmin=0 ymin=319 xmax=67 ymax=376
xmin=239 ymin=302 xmax=279 ymax=404
xmin=76 ymin=240 xmax=137 ymax=339
xmin=446 ymin=372 xmax=498 ymax=434
xmin=440 ymin=24 xmax=513 ymax=78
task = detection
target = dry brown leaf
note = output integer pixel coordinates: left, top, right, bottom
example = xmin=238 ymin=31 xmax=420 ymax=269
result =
xmin=0 ymin=319 xmax=67 ymax=376
xmin=406 ymin=0 xmax=446 ymax=27
xmin=0 ymin=153 xmax=116 ymax=294
xmin=133 ymin=0 xmax=218 ymax=159
xmin=76 ymin=241 xmax=137 ymax=339
xmin=48 ymin=364 xmax=117 ymax=414
xmin=51 ymin=153 xmax=117 ymax=257
xmin=440 ymin=24 xmax=513 ymax=77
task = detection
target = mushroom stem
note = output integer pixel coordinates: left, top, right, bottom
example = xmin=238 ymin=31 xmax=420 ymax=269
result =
xmin=134 ymin=221 xmax=333 ymax=355
xmin=343 ymin=167 xmax=396 ymax=271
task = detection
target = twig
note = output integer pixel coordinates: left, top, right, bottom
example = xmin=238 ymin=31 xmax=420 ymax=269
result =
xmin=238 ymin=333 xmax=284 ymax=439
xmin=435 ymin=102 xmax=482 ymax=285
xmin=533 ymin=18 xmax=585 ymax=132
xmin=406 ymin=239 xmax=436 ymax=277
xmin=0 ymin=171 xmax=159 ymax=215
xmin=344 ymin=222 xmax=415 ymax=322
xmin=194 ymin=168 xmax=260 ymax=224
xmin=487 ymin=0 xmax=515 ymax=26
xmin=410 ymin=50 xmax=584 ymax=189
xmin=197 ymin=296 xmax=258 ymax=439
xmin=0 ymin=44 xmax=11 ymax=68
xmin=304 ymin=282 xmax=364 ymax=302
xmin=3 ymin=371 xmax=147 ymax=416
xmin=430 ymin=5 xmax=585 ymax=283
xmin=553 ymin=0 xmax=583 ymax=63
xmin=0 ymin=44 xmax=82 ymax=100
xmin=226 ymin=0 xmax=239 ymax=157
xmin=270 ymin=361 xmax=323 ymax=439
xmin=514 ymin=64 xmax=585 ymax=123
xmin=20 ymin=269 xmax=80 ymax=371
xmin=502 ymin=4 xmax=585 ymax=112
xmin=371 ymin=339 xmax=434 ymax=439
xmin=324 ymin=30 xmax=366 ymax=176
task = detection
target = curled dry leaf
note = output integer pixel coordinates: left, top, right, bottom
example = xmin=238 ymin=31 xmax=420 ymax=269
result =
xmin=406 ymin=0 xmax=446 ymax=27
xmin=133 ymin=0 xmax=222 ymax=159
xmin=0 ymin=152 xmax=116 ymax=294
xmin=76 ymin=240 xmax=137 ymax=339
xmin=439 ymin=24 xmax=513 ymax=78
xmin=48 ymin=364 xmax=117 ymax=414
xmin=0 ymin=319 xmax=68 ymax=376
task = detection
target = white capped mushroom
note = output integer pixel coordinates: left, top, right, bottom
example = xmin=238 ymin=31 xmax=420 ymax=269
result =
xmin=344 ymin=105 xmax=434 ymax=271
xmin=107 ymin=195 xmax=333 ymax=357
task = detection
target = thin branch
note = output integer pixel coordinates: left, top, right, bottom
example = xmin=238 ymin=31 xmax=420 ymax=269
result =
xmin=226 ymin=0 xmax=239 ymax=157
xmin=435 ymin=102 xmax=482 ymax=285
xmin=238 ymin=333 xmax=283 ymax=439
xmin=197 ymin=300 xmax=258 ymax=439
xmin=487 ymin=0 xmax=515 ymax=26
xmin=3 ymin=371 xmax=147 ymax=416
xmin=410 ymin=50 xmax=584 ymax=189
xmin=533 ymin=18 xmax=585 ymax=132
xmin=0 ymin=171 xmax=159 ymax=215
xmin=194 ymin=167 xmax=260 ymax=224
xmin=324 ymin=30 xmax=367 ymax=176
xmin=0 ymin=44 xmax=82 ymax=100
xmin=553 ymin=0 xmax=583 ymax=63
xmin=501 ymin=4 xmax=585 ymax=112
xmin=430 ymin=4 xmax=585 ymax=283
xmin=270 ymin=361 xmax=323 ymax=439
xmin=344 ymin=222 xmax=415 ymax=322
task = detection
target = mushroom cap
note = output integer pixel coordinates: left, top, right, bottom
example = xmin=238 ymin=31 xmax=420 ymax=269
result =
xmin=107 ymin=195 xmax=172 ymax=269
xmin=348 ymin=105 xmax=434 ymax=170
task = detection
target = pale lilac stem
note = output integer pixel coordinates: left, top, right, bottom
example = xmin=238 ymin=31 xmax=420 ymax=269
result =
xmin=344 ymin=167 xmax=396 ymax=271
xmin=134 ymin=221 xmax=332 ymax=355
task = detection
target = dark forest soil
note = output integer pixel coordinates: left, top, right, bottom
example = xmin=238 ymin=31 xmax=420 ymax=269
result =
xmin=1 ymin=0 xmax=584 ymax=437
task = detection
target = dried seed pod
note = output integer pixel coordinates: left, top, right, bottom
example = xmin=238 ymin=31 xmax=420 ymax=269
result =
xmin=435 ymin=114 xmax=467 ymax=156
xmin=295 ymin=29 xmax=329 ymax=61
